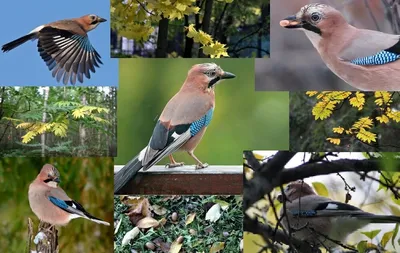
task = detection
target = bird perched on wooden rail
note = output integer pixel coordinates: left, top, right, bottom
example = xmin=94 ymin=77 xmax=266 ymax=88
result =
xmin=29 ymin=164 xmax=110 ymax=226
xmin=280 ymin=3 xmax=400 ymax=90
xmin=278 ymin=180 xmax=400 ymax=251
xmin=1 ymin=14 xmax=106 ymax=85
xmin=114 ymin=63 xmax=236 ymax=193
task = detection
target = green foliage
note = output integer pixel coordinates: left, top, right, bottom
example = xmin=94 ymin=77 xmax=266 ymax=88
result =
xmin=0 ymin=157 xmax=114 ymax=253
xmin=0 ymin=87 xmax=117 ymax=156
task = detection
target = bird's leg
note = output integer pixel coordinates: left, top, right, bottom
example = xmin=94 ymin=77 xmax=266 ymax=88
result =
xmin=187 ymin=151 xmax=209 ymax=170
xmin=165 ymin=155 xmax=185 ymax=168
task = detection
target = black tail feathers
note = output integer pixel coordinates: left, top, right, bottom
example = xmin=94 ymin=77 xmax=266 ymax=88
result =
xmin=114 ymin=155 xmax=142 ymax=193
xmin=2 ymin=33 xmax=37 ymax=52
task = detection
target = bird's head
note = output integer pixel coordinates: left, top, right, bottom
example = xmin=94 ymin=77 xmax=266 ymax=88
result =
xmin=277 ymin=180 xmax=316 ymax=203
xmin=38 ymin=164 xmax=61 ymax=188
xmin=80 ymin=14 xmax=107 ymax=31
xmin=185 ymin=63 xmax=236 ymax=91
xmin=279 ymin=4 xmax=347 ymax=37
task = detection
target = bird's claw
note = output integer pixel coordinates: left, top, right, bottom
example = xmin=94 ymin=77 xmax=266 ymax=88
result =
xmin=195 ymin=163 xmax=209 ymax=170
xmin=165 ymin=162 xmax=185 ymax=168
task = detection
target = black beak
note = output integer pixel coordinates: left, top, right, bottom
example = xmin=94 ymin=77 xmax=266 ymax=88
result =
xmin=277 ymin=194 xmax=283 ymax=203
xmin=280 ymin=15 xmax=303 ymax=29
xmin=53 ymin=177 xmax=60 ymax=183
xmin=221 ymin=71 xmax=236 ymax=79
xmin=98 ymin=17 xmax=107 ymax=23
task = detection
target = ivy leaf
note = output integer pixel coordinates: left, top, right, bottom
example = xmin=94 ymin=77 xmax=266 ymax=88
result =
xmin=381 ymin=230 xmax=394 ymax=248
xmin=361 ymin=229 xmax=381 ymax=240
xmin=312 ymin=182 xmax=329 ymax=197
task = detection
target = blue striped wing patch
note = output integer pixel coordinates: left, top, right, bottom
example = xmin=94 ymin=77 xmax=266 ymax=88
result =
xmin=350 ymin=51 xmax=400 ymax=65
xmin=189 ymin=108 xmax=214 ymax=136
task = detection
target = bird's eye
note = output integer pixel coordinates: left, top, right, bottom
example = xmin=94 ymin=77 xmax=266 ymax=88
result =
xmin=90 ymin=15 xmax=96 ymax=20
xmin=310 ymin=12 xmax=321 ymax=22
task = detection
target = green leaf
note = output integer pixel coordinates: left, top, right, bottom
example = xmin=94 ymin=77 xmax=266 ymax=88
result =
xmin=361 ymin=229 xmax=381 ymax=240
xmin=312 ymin=182 xmax=329 ymax=197
xmin=392 ymin=224 xmax=399 ymax=248
xmin=357 ymin=240 xmax=368 ymax=253
xmin=381 ymin=230 xmax=394 ymax=248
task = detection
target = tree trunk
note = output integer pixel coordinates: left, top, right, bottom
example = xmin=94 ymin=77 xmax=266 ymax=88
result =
xmin=79 ymin=93 xmax=87 ymax=156
xmin=155 ymin=17 xmax=169 ymax=57
xmin=28 ymin=218 xmax=59 ymax=253
xmin=41 ymin=87 xmax=50 ymax=157
xmin=198 ymin=0 xmax=213 ymax=57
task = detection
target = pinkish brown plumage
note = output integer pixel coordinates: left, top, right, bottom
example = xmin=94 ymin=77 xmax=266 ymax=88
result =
xmin=114 ymin=63 xmax=236 ymax=193
xmin=2 ymin=14 xmax=106 ymax=85
xmin=281 ymin=3 xmax=400 ymax=90
xmin=29 ymin=164 xmax=109 ymax=226
xmin=278 ymin=180 xmax=400 ymax=250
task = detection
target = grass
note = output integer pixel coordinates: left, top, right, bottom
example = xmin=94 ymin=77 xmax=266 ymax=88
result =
xmin=114 ymin=195 xmax=243 ymax=252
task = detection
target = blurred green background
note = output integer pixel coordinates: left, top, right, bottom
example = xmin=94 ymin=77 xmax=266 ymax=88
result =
xmin=0 ymin=158 xmax=114 ymax=252
xmin=116 ymin=58 xmax=289 ymax=165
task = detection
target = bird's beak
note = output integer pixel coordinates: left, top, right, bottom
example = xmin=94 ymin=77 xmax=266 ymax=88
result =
xmin=280 ymin=15 xmax=303 ymax=29
xmin=220 ymin=71 xmax=236 ymax=79
xmin=277 ymin=194 xmax=283 ymax=203
xmin=53 ymin=177 xmax=60 ymax=183
xmin=98 ymin=17 xmax=107 ymax=23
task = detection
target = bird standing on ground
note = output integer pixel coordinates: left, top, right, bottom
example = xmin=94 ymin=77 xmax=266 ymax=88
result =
xmin=280 ymin=4 xmax=400 ymax=90
xmin=1 ymin=14 xmax=106 ymax=85
xmin=114 ymin=63 xmax=236 ymax=193
xmin=278 ymin=180 xmax=400 ymax=250
xmin=29 ymin=164 xmax=110 ymax=226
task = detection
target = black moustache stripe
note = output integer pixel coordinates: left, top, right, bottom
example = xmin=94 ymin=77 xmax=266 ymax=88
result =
xmin=208 ymin=77 xmax=220 ymax=88
xmin=302 ymin=22 xmax=322 ymax=35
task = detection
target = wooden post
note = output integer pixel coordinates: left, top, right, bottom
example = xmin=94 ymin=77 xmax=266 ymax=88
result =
xmin=28 ymin=218 xmax=59 ymax=253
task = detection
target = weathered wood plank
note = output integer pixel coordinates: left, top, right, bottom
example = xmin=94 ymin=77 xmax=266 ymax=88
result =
xmin=114 ymin=165 xmax=243 ymax=195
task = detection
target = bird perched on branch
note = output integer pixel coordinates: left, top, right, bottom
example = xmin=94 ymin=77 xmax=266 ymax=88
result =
xmin=1 ymin=14 xmax=106 ymax=85
xmin=280 ymin=4 xmax=400 ymax=90
xmin=278 ymin=180 xmax=400 ymax=250
xmin=29 ymin=164 xmax=110 ymax=226
xmin=114 ymin=63 xmax=235 ymax=193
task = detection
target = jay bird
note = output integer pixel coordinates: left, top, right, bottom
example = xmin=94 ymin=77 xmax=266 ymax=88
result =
xmin=114 ymin=63 xmax=235 ymax=193
xmin=28 ymin=164 xmax=110 ymax=226
xmin=277 ymin=180 xmax=400 ymax=250
xmin=280 ymin=4 xmax=400 ymax=91
xmin=1 ymin=14 xmax=106 ymax=85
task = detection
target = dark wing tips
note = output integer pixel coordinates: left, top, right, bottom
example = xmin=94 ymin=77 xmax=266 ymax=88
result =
xmin=37 ymin=27 xmax=101 ymax=85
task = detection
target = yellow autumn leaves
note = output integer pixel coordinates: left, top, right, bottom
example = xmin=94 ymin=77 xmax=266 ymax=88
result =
xmin=10 ymin=105 xmax=109 ymax=144
xmin=307 ymin=91 xmax=400 ymax=146
xmin=111 ymin=0 xmax=230 ymax=58
xmin=186 ymin=24 xmax=229 ymax=58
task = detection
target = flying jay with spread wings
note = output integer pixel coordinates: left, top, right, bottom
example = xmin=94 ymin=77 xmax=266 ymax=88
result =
xmin=1 ymin=14 xmax=106 ymax=85
xmin=114 ymin=63 xmax=235 ymax=193
xmin=280 ymin=3 xmax=400 ymax=90
xmin=29 ymin=164 xmax=110 ymax=226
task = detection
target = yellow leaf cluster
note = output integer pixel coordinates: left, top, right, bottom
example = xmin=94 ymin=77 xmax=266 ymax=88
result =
xmin=308 ymin=91 xmax=397 ymax=146
xmin=112 ymin=0 xmax=201 ymax=41
xmin=349 ymin=91 xmax=365 ymax=110
xmin=14 ymin=106 xmax=109 ymax=144
xmin=311 ymin=91 xmax=352 ymax=120
xmin=327 ymin=138 xmax=341 ymax=145
xmin=186 ymin=24 xmax=229 ymax=58
xmin=374 ymin=91 xmax=392 ymax=106
xmin=16 ymin=121 xmax=68 ymax=144
xmin=72 ymin=106 xmax=110 ymax=119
